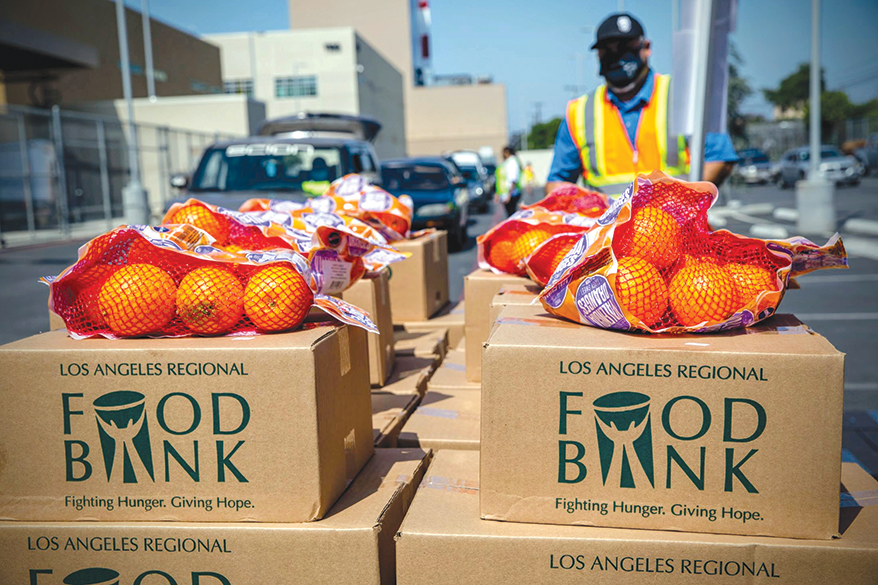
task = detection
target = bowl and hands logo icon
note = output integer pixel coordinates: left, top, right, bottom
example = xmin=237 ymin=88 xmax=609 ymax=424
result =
xmin=92 ymin=391 xmax=155 ymax=484
xmin=593 ymin=391 xmax=655 ymax=489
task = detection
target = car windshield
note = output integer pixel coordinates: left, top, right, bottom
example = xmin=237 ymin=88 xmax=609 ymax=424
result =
xmin=459 ymin=166 xmax=479 ymax=181
xmin=190 ymin=143 xmax=343 ymax=194
xmin=797 ymin=148 xmax=845 ymax=161
xmin=382 ymin=165 xmax=450 ymax=191
xmin=742 ymin=153 xmax=769 ymax=164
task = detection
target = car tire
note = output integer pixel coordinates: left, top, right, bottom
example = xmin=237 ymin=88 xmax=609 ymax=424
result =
xmin=455 ymin=220 xmax=468 ymax=249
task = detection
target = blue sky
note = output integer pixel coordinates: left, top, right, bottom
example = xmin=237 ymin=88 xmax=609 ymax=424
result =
xmin=138 ymin=0 xmax=878 ymax=134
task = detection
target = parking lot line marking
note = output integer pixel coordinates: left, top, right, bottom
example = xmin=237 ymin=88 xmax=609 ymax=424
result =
xmin=845 ymin=383 xmax=878 ymax=391
xmin=795 ymin=312 xmax=878 ymax=320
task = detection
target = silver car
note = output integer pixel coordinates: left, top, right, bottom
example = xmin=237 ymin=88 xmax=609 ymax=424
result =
xmin=777 ymin=146 xmax=863 ymax=188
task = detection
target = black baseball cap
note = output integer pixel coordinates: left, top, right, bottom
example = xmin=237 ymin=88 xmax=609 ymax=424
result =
xmin=591 ymin=13 xmax=645 ymax=49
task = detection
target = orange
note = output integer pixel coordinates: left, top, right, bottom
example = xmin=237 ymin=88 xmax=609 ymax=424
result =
xmin=727 ymin=263 xmax=778 ymax=304
xmin=613 ymin=206 xmax=681 ymax=269
xmin=75 ymin=265 xmax=118 ymax=327
xmin=513 ymin=228 xmax=553 ymax=262
xmin=176 ymin=267 xmax=244 ymax=334
xmin=615 ymin=257 xmax=668 ymax=325
xmin=168 ymin=204 xmax=231 ymax=244
xmin=98 ymin=264 xmax=177 ymax=336
xmin=244 ymin=265 xmax=313 ymax=331
xmin=669 ymin=259 xmax=742 ymax=327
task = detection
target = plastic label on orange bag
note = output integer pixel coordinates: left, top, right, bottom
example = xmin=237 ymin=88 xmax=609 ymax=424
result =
xmin=522 ymin=183 xmax=609 ymax=217
xmin=43 ymin=225 xmax=378 ymax=339
xmin=538 ymin=171 xmax=848 ymax=333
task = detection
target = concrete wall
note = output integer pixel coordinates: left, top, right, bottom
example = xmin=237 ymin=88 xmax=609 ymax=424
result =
xmin=1 ymin=0 xmax=223 ymax=106
xmin=356 ymin=37 xmax=406 ymax=159
xmin=206 ymin=28 xmax=361 ymax=119
xmin=73 ymin=95 xmax=263 ymax=216
xmin=406 ymin=84 xmax=508 ymax=157
xmin=289 ymin=0 xmax=413 ymax=88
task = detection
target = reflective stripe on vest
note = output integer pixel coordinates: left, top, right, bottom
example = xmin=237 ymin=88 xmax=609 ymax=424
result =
xmin=566 ymin=73 xmax=689 ymax=194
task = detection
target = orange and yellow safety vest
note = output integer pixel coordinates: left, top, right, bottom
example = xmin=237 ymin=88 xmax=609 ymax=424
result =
xmin=565 ymin=73 xmax=689 ymax=195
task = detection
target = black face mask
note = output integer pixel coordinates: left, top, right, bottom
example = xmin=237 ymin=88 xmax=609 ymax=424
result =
xmin=599 ymin=44 xmax=646 ymax=88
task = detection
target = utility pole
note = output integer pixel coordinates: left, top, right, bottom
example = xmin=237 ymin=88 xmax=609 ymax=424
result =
xmin=115 ymin=0 xmax=150 ymax=224
xmin=141 ymin=0 xmax=156 ymax=100
xmin=796 ymin=0 xmax=835 ymax=233
xmin=688 ymin=0 xmax=715 ymax=182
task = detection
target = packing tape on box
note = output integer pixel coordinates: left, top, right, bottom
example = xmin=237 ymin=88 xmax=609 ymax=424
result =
xmin=840 ymin=490 xmax=878 ymax=508
xmin=420 ymin=475 xmax=479 ymax=495
xmin=413 ymin=407 xmax=479 ymax=421
xmin=495 ymin=316 xmax=581 ymax=329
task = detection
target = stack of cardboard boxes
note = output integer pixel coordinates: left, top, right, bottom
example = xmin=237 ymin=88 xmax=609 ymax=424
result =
xmin=393 ymin=267 xmax=878 ymax=583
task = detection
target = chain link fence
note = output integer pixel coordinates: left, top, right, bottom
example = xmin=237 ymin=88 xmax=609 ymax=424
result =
xmin=0 ymin=104 xmax=239 ymax=245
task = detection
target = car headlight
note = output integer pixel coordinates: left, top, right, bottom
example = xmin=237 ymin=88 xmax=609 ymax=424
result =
xmin=418 ymin=203 xmax=453 ymax=217
xmin=475 ymin=186 xmax=484 ymax=196
xmin=819 ymin=162 xmax=830 ymax=172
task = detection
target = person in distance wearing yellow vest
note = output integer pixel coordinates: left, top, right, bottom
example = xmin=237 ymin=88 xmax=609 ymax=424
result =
xmin=545 ymin=12 xmax=739 ymax=196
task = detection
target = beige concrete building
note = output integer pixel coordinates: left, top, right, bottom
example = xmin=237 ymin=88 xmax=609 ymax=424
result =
xmin=289 ymin=0 xmax=508 ymax=158
xmin=206 ymin=28 xmax=406 ymax=159
xmin=0 ymin=0 xmax=223 ymax=107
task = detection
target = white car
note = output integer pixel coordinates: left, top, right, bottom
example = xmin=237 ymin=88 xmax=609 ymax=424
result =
xmin=777 ymin=146 xmax=863 ymax=188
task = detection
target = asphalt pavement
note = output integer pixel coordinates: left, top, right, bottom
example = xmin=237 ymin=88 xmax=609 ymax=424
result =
xmin=2 ymin=182 xmax=877 ymax=413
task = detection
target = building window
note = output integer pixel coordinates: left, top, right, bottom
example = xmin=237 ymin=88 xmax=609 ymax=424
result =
xmin=223 ymin=79 xmax=253 ymax=96
xmin=275 ymin=75 xmax=318 ymax=98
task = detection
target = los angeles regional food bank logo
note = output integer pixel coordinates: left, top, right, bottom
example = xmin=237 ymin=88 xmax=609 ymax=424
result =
xmin=93 ymin=391 xmax=155 ymax=484
xmin=593 ymin=391 xmax=654 ymax=488
xmin=31 ymin=566 xmax=231 ymax=584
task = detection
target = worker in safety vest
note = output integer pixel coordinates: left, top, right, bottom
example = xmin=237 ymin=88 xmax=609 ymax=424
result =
xmin=545 ymin=12 xmax=738 ymax=196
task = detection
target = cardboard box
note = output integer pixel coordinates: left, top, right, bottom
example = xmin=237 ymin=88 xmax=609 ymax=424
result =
xmin=489 ymin=283 xmax=541 ymax=324
xmin=455 ymin=336 xmax=466 ymax=352
xmin=395 ymin=300 xmax=465 ymax=348
xmin=397 ymin=451 xmax=878 ymax=585
xmin=0 ymin=449 xmax=429 ymax=585
xmin=49 ymin=310 xmax=65 ymax=331
xmin=373 ymin=392 xmax=421 ymax=448
xmin=428 ymin=349 xmax=480 ymax=391
xmin=0 ymin=326 xmax=374 ymax=523
xmin=378 ymin=355 xmax=438 ymax=396
xmin=398 ymin=388 xmax=481 ymax=450
xmin=389 ymin=231 xmax=449 ymax=321
xmin=481 ymin=304 xmax=845 ymax=539
xmin=342 ymin=270 xmax=395 ymax=386
xmin=464 ymin=269 xmax=532 ymax=382
xmin=394 ymin=328 xmax=448 ymax=360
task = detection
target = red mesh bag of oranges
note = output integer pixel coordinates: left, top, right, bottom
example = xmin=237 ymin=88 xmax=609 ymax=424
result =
xmin=522 ymin=183 xmax=610 ymax=216
xmin=43 ymin=224 xmax=378 ymax=339
xmin=321 ymin=174 xmax=413 ymax=240
xmin=163 ymin=198 xmax=407 ymax=292
xmin=477 ymin=207 xmax=602 ymax=277
xmin=538 ymin=171 xmax=848 ymax=333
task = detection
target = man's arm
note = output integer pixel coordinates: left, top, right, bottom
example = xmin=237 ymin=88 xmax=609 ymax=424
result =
xmin=545 ymin=121 xmax=584 ymax=194
xmin=702 ymin=132 xmax=739 ymax=187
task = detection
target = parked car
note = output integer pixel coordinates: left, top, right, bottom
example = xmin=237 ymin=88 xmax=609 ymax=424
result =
xmin=854 ymin=133 xmax=878 ymax=176
xmin=734 ymin=148 xmax=773 ymax=184
xmin=169 ymin=114 xmax=383 ymax=210
xmin=445 ymin=150 xmax=491 ymax=212
xmin=776 ymin=145 xmax=863 ymax=189
xmin=381 ymin=157 xmax=469 ymax=249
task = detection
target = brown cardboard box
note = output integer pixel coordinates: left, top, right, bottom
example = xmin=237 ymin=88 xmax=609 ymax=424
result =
xmin=464 ymin=269 xmax=532 ymax=382
xmin=373 ymin=392 xmax=421 ymax=448
xmin=397 ymin=451 xmax=878 ymax=585
xmin=49 ymin=310 xmax=65 ymax=330
xmin=397 ymin=388 xmax=481 ymax=450
xmin=378 ymin=355 xmax=438 ymax=396
xmin=427 ymin=349 xmax=479 ymax=391
xmin=394 ymin=328 xmax=449 ymax=360
xmin=395 ymin=300 xmax=465 ymax=348
xmin=342 ymin=270 xmax=395 ymax=386
xmin=389 ymin=231 xmax=449 ymax=321
xmin=0 ymin=326 xmax=374 ymax=523
xmin=0 ymin=449 xmax=429 ymax=585
xmin=489 ymin=283 xmax=541 ymax=324
xmin=481 ymin=304 xmax=845 ymax=539
xmin=455 ymin=336 xmax=466 ymax=351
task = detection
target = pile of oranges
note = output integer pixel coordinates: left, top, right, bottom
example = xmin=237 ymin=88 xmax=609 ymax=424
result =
xmin=487 ymin=226 xmax=555 ymax=275
xmin=56 ymin=231 xmax=315 ymax=338
xmin=611 ymin=205 xmax=780 ymax=328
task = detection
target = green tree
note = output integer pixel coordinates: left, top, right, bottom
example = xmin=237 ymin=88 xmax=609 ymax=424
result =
xmin=803 ymin=90 xmax=853 ymax=138
xmin=726 ymin=42 xmax=753 ymax=148
xmin=763 ymin=63 xmax=826 ymax=115
xmin=526 ymin=118 xmax=563 ymax=150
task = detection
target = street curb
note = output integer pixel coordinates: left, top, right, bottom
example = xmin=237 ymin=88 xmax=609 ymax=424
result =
xmin=0 ymin=238 xmax=88 ymax=254
xmin=844 ymin=218 xmax=878 ymax=237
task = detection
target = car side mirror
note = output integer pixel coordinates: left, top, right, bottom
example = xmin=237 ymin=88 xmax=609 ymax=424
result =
xmin=170 ymin=173 xmax=189 ymax=189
